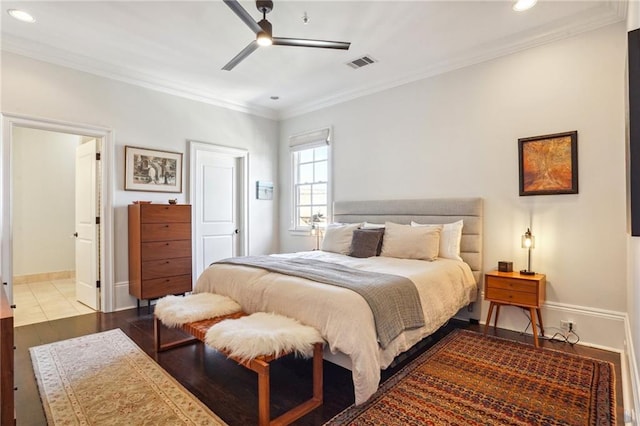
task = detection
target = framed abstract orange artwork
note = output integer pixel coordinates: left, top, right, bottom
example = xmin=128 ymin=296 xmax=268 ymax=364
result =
xmin=518 ymin=131 xmax=578 ymax=196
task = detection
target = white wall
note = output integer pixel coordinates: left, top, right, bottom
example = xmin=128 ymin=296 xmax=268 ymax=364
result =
xmin=280 ymin=23 xmax=628 ymax=350
xmin=1 ymin=52 xmax=279 ymax=310
xmin=12 ymin=127 xmax=79 ymax=276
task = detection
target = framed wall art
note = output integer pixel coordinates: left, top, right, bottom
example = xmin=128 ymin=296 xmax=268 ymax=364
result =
xmin=125 ymin=146 xmax=182 ymax=193
xmin=518 ymin=131 xmax=578 ymax=196
xmin=256 ymin=181 xmax=273 ymax=200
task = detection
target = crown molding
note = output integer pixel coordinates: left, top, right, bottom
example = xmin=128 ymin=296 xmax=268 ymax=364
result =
xmin=2 ymin=36 xmax=279 ymax=120
xmin=280 ymin=2 xmax=627 ymax=120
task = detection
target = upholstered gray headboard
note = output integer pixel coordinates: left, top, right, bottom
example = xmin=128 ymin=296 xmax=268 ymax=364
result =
xmin=333 ymin=198 xmax=483 ymax=285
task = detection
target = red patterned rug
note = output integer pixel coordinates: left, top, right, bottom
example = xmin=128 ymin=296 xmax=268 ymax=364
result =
xmin=326 ymin=329 xmax=615 ymax=425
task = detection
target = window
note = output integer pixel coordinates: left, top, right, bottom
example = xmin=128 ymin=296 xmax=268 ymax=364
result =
xmin=290 ymin=128 xmax=331 ymax=232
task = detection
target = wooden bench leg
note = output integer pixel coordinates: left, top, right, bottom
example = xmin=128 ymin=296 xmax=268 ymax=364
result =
xmin=154 ymin=317 xmax=198 ymax=353
xmin=255 ymin=360 xmax=271 ymax=426
xmin=269 ymin=343 xmax=323 ymax=426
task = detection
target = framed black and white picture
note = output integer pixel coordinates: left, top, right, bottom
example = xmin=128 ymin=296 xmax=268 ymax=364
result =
xmin=125 ymin=146 xmax=182 ymax=193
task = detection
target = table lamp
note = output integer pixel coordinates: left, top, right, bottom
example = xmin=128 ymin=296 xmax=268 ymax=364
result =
xmin=520 ymin=228 xmax=535 ymax=275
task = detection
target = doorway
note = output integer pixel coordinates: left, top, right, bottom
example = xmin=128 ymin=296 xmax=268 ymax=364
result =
xmin=11 ymin=127 xmax=99 ymax=326
xmin=1 ymin=114 xmax=115 ymax=323
xmin=189 ymin=141 xmax=248 ymax=282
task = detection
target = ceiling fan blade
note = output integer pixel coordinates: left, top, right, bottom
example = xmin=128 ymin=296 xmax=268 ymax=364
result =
xmin=272 ymin=37 xmax=351 ymax=50
xmin=223 ymin=0 xmax=262 ymax=34
xmin=222 ymin=40 xmax=259 ymax=71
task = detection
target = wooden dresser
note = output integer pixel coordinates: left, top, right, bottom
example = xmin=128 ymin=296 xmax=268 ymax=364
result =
xmin=1 ymin=283 xmax=15 ymax=425
xmin=484 ymin=271 xmax=546 ymax=347
xmin=128 ymin=204 xmax=192 ymax=307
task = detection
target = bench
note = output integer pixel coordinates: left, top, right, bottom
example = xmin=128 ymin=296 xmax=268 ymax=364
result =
xmin=154 ymin=293 xmax=324 ymax=426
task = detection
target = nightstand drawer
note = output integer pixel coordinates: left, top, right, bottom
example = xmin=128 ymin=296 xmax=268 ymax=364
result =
xmin=486 ymin=276 xmax=538 ymax=294
xmin=485 ymin=287 xmax=538 ymax=306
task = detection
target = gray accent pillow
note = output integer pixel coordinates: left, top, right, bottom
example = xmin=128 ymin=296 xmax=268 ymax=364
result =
xmin=349 ymin=228 xmax=385 ymax=258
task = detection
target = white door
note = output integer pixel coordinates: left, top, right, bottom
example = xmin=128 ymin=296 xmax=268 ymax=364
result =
xmin=75 ymin=139 xmax=99 ymax=309
xmin=192 ymin=146 xmax=244 ymax=280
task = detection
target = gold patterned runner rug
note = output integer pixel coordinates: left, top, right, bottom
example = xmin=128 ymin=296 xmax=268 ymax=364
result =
xmin=326 ymin=329 xmax=615 ymax=425
xmin=30 ymin=328 xmax=227 ymax=425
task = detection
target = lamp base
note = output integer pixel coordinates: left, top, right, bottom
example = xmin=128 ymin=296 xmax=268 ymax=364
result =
xmin=519 ymin=269 xmax=536 ymax=276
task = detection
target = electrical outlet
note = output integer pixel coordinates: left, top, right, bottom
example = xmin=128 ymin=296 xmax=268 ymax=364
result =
xmin=560 ymin=320 xmax=575 ymax=332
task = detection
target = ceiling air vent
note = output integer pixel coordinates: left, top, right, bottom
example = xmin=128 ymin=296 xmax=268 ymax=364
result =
xmin=346 ymin=55 xmax=377 ymax=69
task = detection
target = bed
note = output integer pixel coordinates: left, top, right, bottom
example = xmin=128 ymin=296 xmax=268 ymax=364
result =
xmin=194 ymin=198 xmax=483 ymax=405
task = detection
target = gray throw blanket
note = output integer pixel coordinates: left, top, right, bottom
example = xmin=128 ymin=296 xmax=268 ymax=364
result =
xmin=215 ymin=256 xmax=425 ymax=348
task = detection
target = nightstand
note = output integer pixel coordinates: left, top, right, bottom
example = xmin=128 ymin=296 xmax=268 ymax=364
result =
xmin=483 ymin=271 xmax=546 ymax=347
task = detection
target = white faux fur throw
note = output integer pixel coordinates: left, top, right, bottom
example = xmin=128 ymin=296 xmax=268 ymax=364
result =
xmin=154 ymin=293 xmax=241 ymax=328
xmin=205 ymin=312 xmax=323 ymax=363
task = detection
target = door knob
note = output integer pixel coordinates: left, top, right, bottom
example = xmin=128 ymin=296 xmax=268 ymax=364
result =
xmin=73 ymin=232 xmax=78 ymax=237
xmin=234 ymin=229 xmax=239 ymax=234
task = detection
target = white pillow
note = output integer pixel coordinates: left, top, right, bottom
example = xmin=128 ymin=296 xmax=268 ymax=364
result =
xmin=411 ymin=220 xmax=464 ymax=261
xmin=362 ymin=222 xmax=385 ymax=229
xmin=380 ymin=222 xmax=442 ymax=261
xmin=321 ymin=223 xmax=361 ymax=255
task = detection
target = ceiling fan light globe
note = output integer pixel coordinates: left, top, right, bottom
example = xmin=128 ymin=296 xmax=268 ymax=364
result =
xmin=513 ymin=0 xmax=537 ymax=12
xmin=257 ymin=32 xmax=273 ymax=46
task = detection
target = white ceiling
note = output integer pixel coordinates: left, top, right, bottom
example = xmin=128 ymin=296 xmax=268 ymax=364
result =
xmin=1 ymin=1 xmax=627 ymax=119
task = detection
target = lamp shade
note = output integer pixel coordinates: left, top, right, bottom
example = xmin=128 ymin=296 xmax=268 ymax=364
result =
xmin=521 ymin=228 xmax=535 ymax=249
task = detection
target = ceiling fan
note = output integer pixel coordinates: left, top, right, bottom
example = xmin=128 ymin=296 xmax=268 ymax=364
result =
xmin=222 ymin=0 xmax=351 ymax=71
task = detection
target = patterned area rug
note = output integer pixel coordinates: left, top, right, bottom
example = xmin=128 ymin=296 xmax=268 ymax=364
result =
xmin=30 ymin=328 xmax=227 ymax=425
xmin=326 ymin=329 xmax=615 ymax=425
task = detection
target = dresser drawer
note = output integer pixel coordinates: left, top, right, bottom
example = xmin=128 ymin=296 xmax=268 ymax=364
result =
xmin=141 ymin=240 xmax=191 ymax=261
xmin=485 ymin=287 xmax=538 ymax=306
xmin=486 ymin=276 xmax=538 ymax=294
xmin=142 ymin=257 xmax=192 ymax=280
xmin=141 ymin=205 xmax=191 ymax=223
xmin=141 ymin=223 xmax=191 ymax=242
xmin=140 ymin=274 xmax=192 ymax=299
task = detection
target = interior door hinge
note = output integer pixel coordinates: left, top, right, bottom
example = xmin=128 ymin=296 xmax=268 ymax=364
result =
xmin=96 ymin=280 xmax=101 ymax=289
xmin=96 ymin=152 xmax=101 ymax=161
xmin=96 ymin=217 xmax=100 ymax=225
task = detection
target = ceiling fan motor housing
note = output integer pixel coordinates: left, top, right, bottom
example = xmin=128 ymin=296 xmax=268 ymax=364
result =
xmin=258 ymin=19 xmax=273 ymax=37
xmin=256 ymin=0 xmax=273 ymax=14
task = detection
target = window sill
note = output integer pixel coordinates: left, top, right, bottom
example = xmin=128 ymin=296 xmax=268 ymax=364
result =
xmin=289 ymin=229 xmax=312 ymax=237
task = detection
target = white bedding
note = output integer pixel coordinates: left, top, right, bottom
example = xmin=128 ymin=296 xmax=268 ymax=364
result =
xmin=194 ymin=250 xmax=477 ymax=405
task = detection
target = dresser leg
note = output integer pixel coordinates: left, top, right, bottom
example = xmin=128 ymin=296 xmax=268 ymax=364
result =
xmin=536 ymin=308 xmax=544 ymax=336
xmin=484 ymin=302 xmax=495 ymax=335
xmin=529 ymin=308 xmax=540 ymax=347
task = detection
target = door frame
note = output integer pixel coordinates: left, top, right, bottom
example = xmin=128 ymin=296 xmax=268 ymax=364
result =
xmin=1 ymin=113 xmax=115 ymax=312
xmin=188 ymin=141 xmax=249 ymax=283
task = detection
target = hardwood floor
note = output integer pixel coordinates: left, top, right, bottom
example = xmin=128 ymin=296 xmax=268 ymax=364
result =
xmin=13 ymin=309 xmax=624 ymax=425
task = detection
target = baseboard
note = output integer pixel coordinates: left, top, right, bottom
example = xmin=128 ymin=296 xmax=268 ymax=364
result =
xmin=481 ymin=299 xmax=626 ymax=352
xmin=13 ymin=270 xmax=75 ymax=285
xmin=114 ymin=281 xmax=137 ymax=311
xmin=624 ymin=314 xmax=640 ymax=424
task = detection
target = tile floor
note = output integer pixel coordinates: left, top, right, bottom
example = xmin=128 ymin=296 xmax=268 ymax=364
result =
xmin=13 ymin=279 xmax=96 ymax=327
